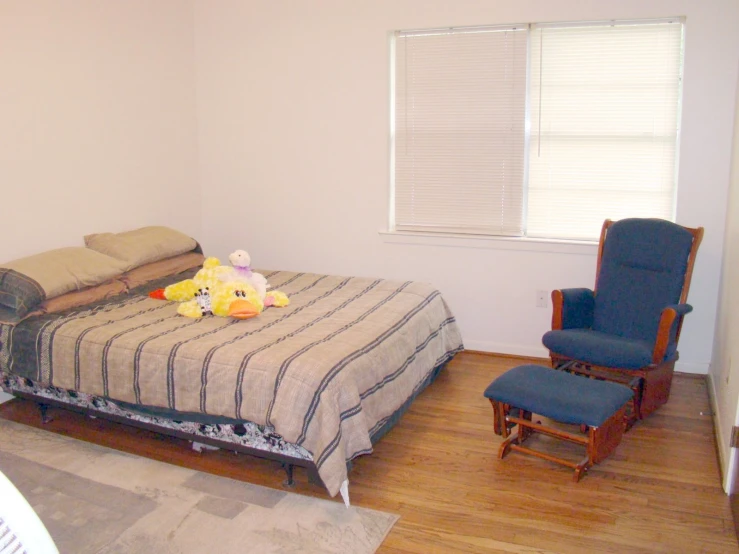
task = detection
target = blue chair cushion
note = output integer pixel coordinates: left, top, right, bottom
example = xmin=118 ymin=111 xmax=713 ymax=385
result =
xmin=483 ymin=364 xmax=634 ymax=428
xmin=542 ymin=328 xmax=678 ymax=369
xmin=593 ymin=218 xmax=694 ymax=342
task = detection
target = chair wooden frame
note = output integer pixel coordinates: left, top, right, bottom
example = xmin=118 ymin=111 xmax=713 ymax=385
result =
xmin=489 ymin=399 xmax=628 ymax=481
xmin=549 ymin=219 xmax=704 ymax=422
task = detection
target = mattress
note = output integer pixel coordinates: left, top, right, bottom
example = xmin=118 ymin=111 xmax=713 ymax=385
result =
xmin=0 ymin=269 xmax=464 ymax=497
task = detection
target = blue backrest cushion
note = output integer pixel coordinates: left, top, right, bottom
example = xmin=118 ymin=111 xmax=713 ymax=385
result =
xmin=592 ymin=218 xmax=694 ymax=342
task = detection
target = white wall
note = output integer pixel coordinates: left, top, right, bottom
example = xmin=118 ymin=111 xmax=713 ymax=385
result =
xmin=0 ymin=0 xmax=201 ymax=262
xmin=709 ymin=69 xmax=739 ymax=492
xmin=0 ymin=0 xmax=735 ymax=380
xmin=194 ymin=0 xmax=739 ymax=373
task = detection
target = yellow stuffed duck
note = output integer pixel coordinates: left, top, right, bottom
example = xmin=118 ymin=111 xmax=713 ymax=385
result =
xmin=149 ymin=254 xmax=289 ymax=319
xmin=219 ymin=250 xmax=289 ymax=309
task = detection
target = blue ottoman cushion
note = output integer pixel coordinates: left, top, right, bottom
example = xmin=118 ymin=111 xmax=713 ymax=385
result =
xmin=483 ymin=364 xmax=634 ymax=428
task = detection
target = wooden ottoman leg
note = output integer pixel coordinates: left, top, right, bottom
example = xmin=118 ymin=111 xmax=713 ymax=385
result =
xmin=498 ymin=410 xmax=535 ymax=459
xmin=489 ymin=399 xmax=510 ymax=437
xmin=573 ymin=457 xmax=590 ymax=482
xmin=491 ymin=402 xmax=535 ymax=459
xmin=499 ymin=433 xmax=519 ymax=459
xmin=518 ymin=410 xmax=534 ymax=442
xmin=588 ymin=405 xmax=627 ymax=464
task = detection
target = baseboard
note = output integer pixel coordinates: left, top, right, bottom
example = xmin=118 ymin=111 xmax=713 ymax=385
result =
xmin=706 ymin=373 xmax=730 ymax=493
xmin=463 ymin=340 xmax=550 ymax=359
xmin=674 ymin=360 xmax=710 ymax=375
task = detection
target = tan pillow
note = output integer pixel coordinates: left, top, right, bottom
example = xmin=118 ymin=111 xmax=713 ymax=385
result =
xmin=1 ymin=247 xmax=127 ymax=300
xmin=120 ymin=251 xmax=205 ymax=290
xmin=84 ymin=226 xmax=198 ymax=271
xmin=40 ymin=279 xmax=128 ymax=314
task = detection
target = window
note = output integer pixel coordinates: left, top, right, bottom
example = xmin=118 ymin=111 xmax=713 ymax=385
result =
xmin=392 ymin=19 xmax=685 ymax=241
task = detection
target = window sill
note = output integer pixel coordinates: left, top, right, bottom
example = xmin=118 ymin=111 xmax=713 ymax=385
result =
xmin=378 ymin=230 xmax=598 ymax=255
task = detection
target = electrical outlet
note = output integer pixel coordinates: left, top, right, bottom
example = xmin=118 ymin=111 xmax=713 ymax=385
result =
xmin=536 ymin=290 xmax=548 ymax=308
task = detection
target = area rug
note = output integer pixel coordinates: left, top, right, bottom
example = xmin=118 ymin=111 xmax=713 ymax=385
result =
xmin=0 ymin=419 xmax=398 ymax=553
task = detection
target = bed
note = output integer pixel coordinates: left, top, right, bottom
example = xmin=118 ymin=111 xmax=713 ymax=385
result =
xmin=0 ymin=228 xmax=464 ymax=505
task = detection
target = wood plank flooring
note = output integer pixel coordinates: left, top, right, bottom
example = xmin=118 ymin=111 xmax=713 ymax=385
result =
xmin=1 ymin=351 xmax=736 ymax=553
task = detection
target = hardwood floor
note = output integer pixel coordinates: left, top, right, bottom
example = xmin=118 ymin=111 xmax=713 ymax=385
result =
xmin=1 ymin=351 xmax=736 ymax=553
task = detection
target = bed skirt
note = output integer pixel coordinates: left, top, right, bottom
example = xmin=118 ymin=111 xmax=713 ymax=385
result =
xmin=1 ymin=358 xmax=451 ymax=496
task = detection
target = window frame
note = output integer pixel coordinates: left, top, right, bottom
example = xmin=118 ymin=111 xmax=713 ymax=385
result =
xmin=388 ymin=17 xmax=686 ymax=244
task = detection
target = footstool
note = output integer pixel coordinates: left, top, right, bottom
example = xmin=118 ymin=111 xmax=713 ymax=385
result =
xmin=483 ymin=364 xmax=634 ymax=481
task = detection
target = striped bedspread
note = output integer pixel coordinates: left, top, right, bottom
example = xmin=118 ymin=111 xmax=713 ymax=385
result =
xmin=0 ymin=270 xmax=463 ymax=496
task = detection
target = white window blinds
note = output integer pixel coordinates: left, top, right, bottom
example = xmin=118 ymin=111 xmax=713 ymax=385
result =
xmin=393 ymin=26 xmax=528 ymax=236
xmin=527 ymin=20 xmax=684 ymax=240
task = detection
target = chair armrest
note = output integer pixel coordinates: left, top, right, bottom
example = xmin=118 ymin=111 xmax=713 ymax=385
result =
xmin=668 ymin=303 xmax=693 ymax=317
xmin=551 ymin=288 xmax=594 ymax=330
xmin=652 ymin=303 xmax=693 ymax=364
